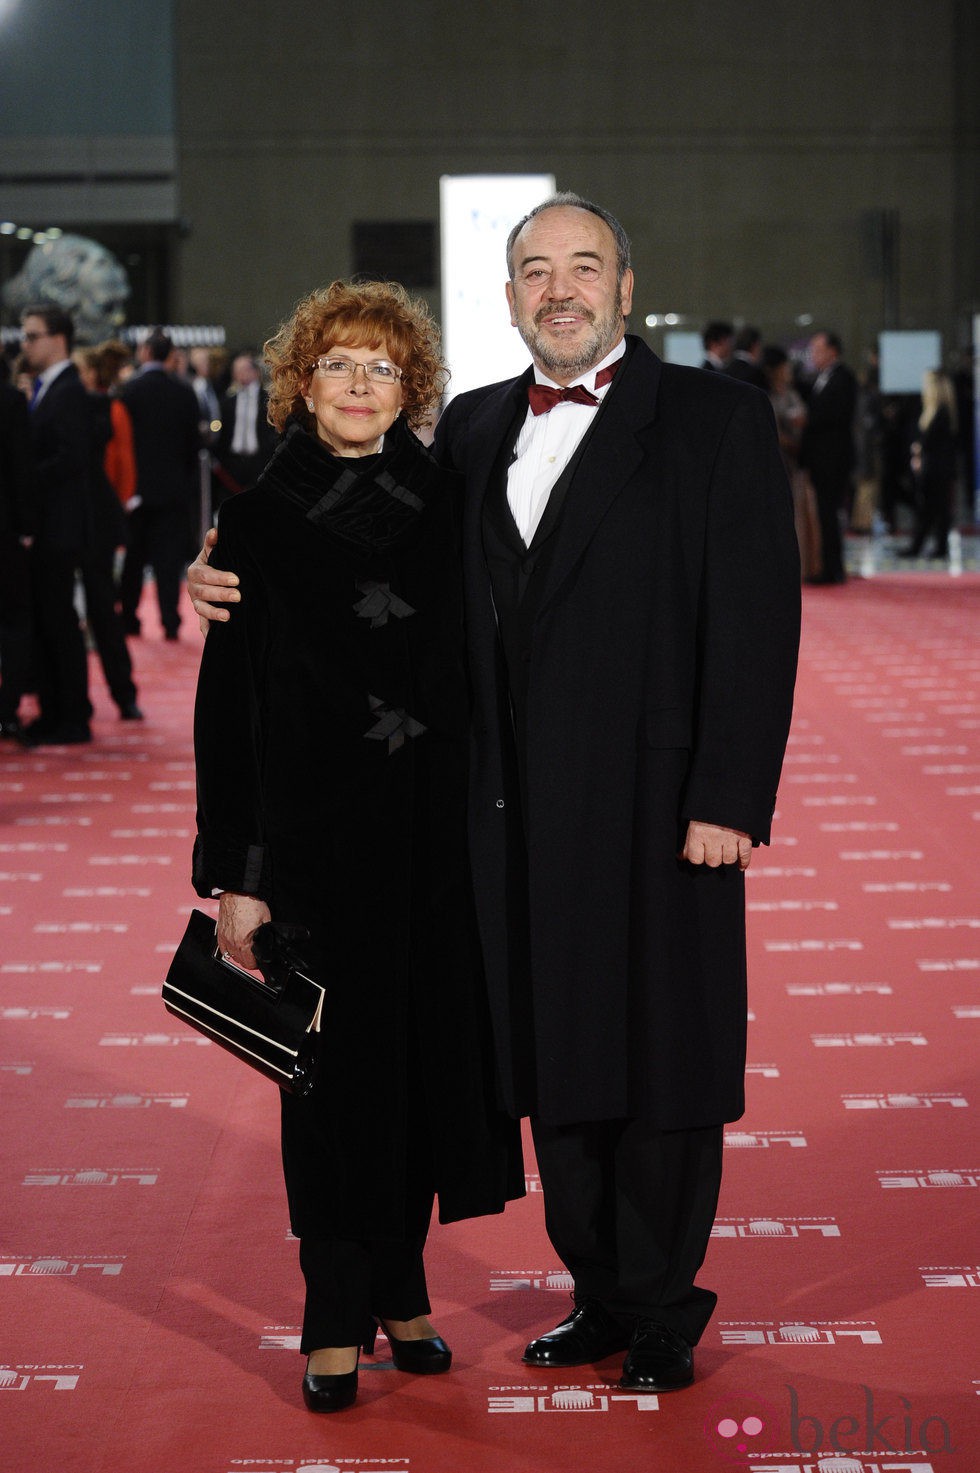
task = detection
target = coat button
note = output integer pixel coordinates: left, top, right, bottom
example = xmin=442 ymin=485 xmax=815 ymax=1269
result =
xmin=495 ymin=798 xmax=505 ymax=809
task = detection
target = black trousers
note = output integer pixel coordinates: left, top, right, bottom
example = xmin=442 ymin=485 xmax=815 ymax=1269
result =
xmin=908 ymin=473 xmax=953 ymax=556
xmin=30 ymin=542 xmax=90 ymax=729
xmin=120 ymin=504 xmax=188 ymax=637
xmin=811 ymin=472 xmax=847 ymax=581
xmin=531 ymin=1116 xmax=723 ymax=1345
xmin=292 ymin=1021 xmax=436 ymax=1354
xmin=0 ymin=533 xmax=33 ymax=722
xmin=298 ymin=1223 xmax=432 ymax=1353
xmin=80 ymin=545 xmax=138 ymax=711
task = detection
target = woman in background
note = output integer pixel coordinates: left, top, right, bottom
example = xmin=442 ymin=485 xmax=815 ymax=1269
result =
xmin=74 ymin=342 xmax=142 ymax=720
xmin=764 ymin=345 xmax=817 ymax=581
xmin=900 ymin=369 xmax=958 ymax=559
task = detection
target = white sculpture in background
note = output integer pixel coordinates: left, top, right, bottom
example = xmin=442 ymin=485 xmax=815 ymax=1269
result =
xmin=2 ymin=232 xmax=130 ymax=342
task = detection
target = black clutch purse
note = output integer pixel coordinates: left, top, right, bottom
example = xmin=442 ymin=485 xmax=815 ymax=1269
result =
xmin=162 ymin=909 xmax=324 ymax=1096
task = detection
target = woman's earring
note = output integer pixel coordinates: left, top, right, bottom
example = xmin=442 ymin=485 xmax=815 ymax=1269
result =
xmin=307 ymin=399 xmax=315 ymax=411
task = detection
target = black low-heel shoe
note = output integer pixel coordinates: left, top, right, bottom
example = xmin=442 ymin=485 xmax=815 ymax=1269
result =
xmin=302 ymin=1363 xmax=358 ymax=1412
xmin=365 ymin=1319 xmax=452 ymax=1374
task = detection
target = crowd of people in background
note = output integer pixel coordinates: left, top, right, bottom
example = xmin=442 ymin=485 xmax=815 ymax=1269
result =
xmin=0 ymin=299 xmax=974 ymax=749
xmin=700 ymin=319 xmax=974 ymax=585
xmin=0 ymin=312 xmax=272 ymax=746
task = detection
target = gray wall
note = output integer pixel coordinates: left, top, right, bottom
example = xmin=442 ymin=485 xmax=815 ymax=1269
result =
xmin=174 ymin=0 xmax=979 ymax=364
xmin=1 ymin=0 xmax=975 ymax=361
xmin=0 ymin=0 xmax=176 ymax=225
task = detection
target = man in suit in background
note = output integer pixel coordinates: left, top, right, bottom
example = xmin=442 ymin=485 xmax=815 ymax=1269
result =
xmin=187 ymin=194 xmax=800 ymax=1392
xmin=0 ymin=363 xmax=38 ymax=739
xmin=214 ymin=350 xmax=277 ymax=511
xmin=189 ymin=345 xmax=223 ymax=445
xmin=724 ymin=326 xmax=768 ymax=390
xmin=700 ymin=319 xmax=733 ymax=372
xmin=119 ymin=330 xmax=202 ymax=640
xmin=799 ymin=329 xmax=857 ymax=584
xmin=18 ymin=304 xmax=94 ymax=745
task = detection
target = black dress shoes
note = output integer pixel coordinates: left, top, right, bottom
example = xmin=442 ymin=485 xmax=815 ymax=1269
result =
xmin=619 ymin=1320 xmax=693 ymax=1391
xmin=18 ymin=720 xmax=91 ymax=747
xmin=366 ymin=1318 xmax=452 ymax=1374
xmin=118 ymin=702 xmax=144 ymax=721
xmin=302 ymin=1363 xmax=358 ymax=1413
xmin=523 ymin=1299 xmax=632 ymax=1368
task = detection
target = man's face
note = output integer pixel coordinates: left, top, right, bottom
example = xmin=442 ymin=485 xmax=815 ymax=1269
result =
xmin=232 ymin=355 xmax=259 ymax=388
xmin=809 ymin=333 xmax=835 ymax=374
xmin=506 ymin=206 xmax=633 ymax=385
xmin=20 ymin=315 xmax=65 ymax=373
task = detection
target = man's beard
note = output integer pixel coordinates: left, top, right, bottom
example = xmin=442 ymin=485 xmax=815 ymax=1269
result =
xmin=515 ymin=295 xmax=624 ymax=379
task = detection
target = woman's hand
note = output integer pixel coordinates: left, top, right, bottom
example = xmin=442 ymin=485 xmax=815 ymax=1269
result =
xmin=217 ymin=892 xmax=272 ymax=969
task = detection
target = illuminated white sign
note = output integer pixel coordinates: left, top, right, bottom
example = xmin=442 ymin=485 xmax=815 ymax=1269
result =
xmin=440 ymin=173 xmax=555 ymax=401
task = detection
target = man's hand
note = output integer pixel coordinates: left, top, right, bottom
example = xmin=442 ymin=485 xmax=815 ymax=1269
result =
xmin=682 ymin=821 xmax=753 ymax=870
xmin=188 ymin=526 xmax=240 ymax=633
xmin=216 ymin=892 xmax=272 ymax=970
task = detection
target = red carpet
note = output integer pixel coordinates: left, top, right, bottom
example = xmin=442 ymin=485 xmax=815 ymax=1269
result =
xmin=2 ymin=574 xmax=979 ymax=1473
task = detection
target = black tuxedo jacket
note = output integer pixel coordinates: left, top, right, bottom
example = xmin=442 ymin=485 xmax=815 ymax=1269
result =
xmin=435 ymin=338 xmax=800 ymax=1127
xmin=216 ymin=386 xmax=277 ymax=469
xmin=29 ymin=362 xmax=95 ymax=551
xmin=120 ymin=367 xmax=201 ymax=508
xmin=725 ymin=354 xmax=768 ymax=392
xmin=800 ymin=362 xmax=858 ymax=485
xmin=0 ymin=381 xmax=37 ymax=538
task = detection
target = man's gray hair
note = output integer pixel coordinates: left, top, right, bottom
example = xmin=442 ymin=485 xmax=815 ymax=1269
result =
xmin=505 ymin=192 xmax=631 ymax=283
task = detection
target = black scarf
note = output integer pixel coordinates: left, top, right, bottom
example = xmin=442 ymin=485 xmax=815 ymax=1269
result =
xmin=257 ymin=417 xmax=442 ymax=555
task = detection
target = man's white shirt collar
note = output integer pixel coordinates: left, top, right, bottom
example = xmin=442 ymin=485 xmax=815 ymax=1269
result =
xmin=510 ymin=340 xmax=627 ymax=546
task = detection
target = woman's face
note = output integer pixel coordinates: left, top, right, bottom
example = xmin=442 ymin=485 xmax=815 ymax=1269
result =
xmin=304 ymin=339 xmax=403 ymax=457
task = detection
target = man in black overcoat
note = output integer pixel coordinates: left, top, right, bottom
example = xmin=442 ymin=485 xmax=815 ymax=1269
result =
xmin=433 ymin=194 xmax=800 ymax=1392
xmin=724 ymin=326 xmax=768 ymax=391
xmin=187 ymin=194 xmax=800 ymax=1392
xmin=0 ymin=368 xmax=38 ymax=737
xmin=18 ymin=304 xmax=95 ymax=745
xmin=799 ymin=329 xmax=858 ymax=584
xmin=119 ymin=330 xmax=202 ymax=640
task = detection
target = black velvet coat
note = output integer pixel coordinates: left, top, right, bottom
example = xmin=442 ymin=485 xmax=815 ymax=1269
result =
xmin=435 ymin=339 xmax=800 ymax=1130
xmin=192 ymin=420 xmax=523 ymax=1240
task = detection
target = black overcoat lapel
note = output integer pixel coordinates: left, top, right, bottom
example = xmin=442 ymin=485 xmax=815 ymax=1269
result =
xmin=459 ymin=369 xmax=533 ymax=541
xmin=458 ymin=370 xmax=533 ymax=667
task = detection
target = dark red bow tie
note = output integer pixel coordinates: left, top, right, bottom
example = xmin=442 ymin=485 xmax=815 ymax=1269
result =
xmin=527 ymin=362 xmax=618 ymax=416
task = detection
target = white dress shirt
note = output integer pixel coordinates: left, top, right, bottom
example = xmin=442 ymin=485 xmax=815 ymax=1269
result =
xmin=231 ymin=381 xmax=260 ymax=455
xmin=507 ymin=340 xmax=626 ymax=545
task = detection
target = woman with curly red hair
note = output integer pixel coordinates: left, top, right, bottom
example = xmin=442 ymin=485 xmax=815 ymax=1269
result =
xmin=191 ymin=280 xmax=523 ymax=1413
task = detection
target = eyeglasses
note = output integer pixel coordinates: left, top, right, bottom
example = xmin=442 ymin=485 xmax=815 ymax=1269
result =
xmin=311 ymin=356 xmax=402 ymax=384
xmin=21 ymin=330 xmax=54 ymax=343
